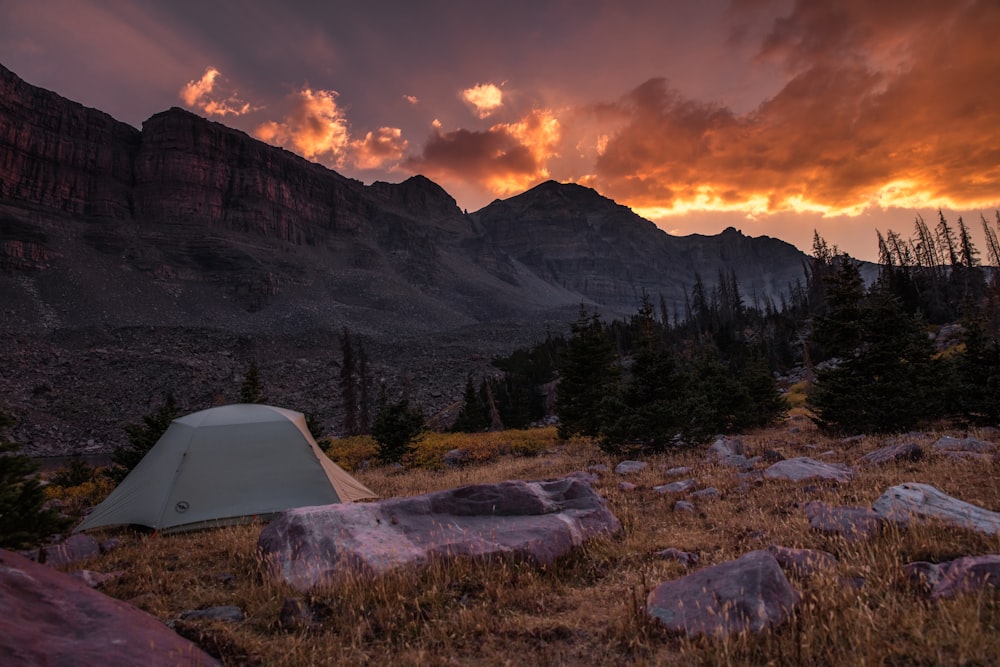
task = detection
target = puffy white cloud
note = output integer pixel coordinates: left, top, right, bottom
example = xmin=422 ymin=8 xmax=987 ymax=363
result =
xmin=350 ymin=127 xmax=408 ymax=170
xmin=254 ymin=87 xmax=349 ymax=164
xmin=179 ymin=67 xmax=251 ymax=117
xmin=461 ymin=82 xmax=504 ymax=118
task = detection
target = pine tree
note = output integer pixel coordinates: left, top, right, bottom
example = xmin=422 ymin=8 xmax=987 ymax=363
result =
xmin=600 ymin=297 xmax=684 ymax=453
xmin=239 ymin=359 xmax=267 ymax=404
xmin=958 ymin=304 xmax=1000 ymax=424
xmin=358 ymin=345 xmax=373 ymax=434
xmin=450 ymin=375 xmax=490 ymax=432
xmin=555 ymin=307 xmax=618 ymax=439
xmin=0 ymin=410 xmax=72 ymax=548
xmin=811 ymin=255 xmax=865 ymax=360
xmin=371 ymin=384 xmax=425 ymax=465
xmin=112 ymin=393 xmax=181 ymax=479
xmin=339 ymin=328 xmax=358 ymax=435
xmin=809 ymin=285 xmax=947 ymax=433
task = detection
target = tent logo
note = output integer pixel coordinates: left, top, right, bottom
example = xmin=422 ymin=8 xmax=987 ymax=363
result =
xmin=175 ymin=501 xmax=190 ymax=513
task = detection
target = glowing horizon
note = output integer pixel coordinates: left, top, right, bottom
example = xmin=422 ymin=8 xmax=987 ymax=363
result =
xmin=2 ymin=1 xmax=998 ymax=261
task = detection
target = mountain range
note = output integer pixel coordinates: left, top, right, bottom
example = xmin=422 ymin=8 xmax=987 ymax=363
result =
xmin=0 ymin=63 xmax=811 ymax=456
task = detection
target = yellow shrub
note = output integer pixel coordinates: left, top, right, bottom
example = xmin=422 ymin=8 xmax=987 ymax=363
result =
xmin=408 ymin=427 xmax=560 ymax=470
xmin=322 ymin=435 xmax=378 ymax=471
xmin=785 ymin=379 xmax=810 ymax=408
xmin=325 ymin=426 xmax=564 ymax=471
xmin=45 ymin=475 xmax=116 ymax=516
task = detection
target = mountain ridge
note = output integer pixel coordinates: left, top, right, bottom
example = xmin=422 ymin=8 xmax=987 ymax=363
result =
xmin=0 ymin=62 xmax=811 ymax=455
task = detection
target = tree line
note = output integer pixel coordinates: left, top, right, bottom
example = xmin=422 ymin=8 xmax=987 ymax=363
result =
xmin=452 ymin=210 xmax=1000 ymax=446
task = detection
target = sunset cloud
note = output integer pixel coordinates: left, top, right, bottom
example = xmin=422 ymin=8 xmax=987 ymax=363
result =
xmin=254 ymin=87 xmax=349 ymax=164
xmin=590 ymin=0 xmax=1000 ymax=221
xmin=350 ymin=127 xmax=408 ymax=170
xmin=404 ymin=109 xmax=561 ymax=196
xmin=461 ymin=83 xmax=504 ymax=118
xmin=179 ymin=67 xmax=251 ymax=117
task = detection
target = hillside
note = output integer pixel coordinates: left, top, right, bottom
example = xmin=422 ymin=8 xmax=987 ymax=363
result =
xmin=0 ymin=62 xmax=812 ymax=456
xmin=27 ymin=421 xmax=1000 ymax=665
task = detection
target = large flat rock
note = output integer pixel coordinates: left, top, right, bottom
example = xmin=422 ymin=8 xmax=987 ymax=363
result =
xmin=258 ymin=476 xmax=622 ymax=590
xmin=0 ymin=549 xmax=219 ymax=666
xmin=872 ymin=483 xmax=1000 ymax=535
xmin=646 ymin=550 xmax=799 ymax=638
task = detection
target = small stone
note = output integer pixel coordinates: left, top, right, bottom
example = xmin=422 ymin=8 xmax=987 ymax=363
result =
xmin=653 ymin=479 xmax=698 ymax=494
xmin=179 ymin=605 xmax=244 ymax=623
xmin=691 ymin=487 xmax=719 ymax=500
xmin=656 ymin=547 xmax=699 ymax=567
xmin=615 ymin=460 xmax=647 ymax=475
xmin=673 ymin=500 xmax=696 ymax=513
xmin=278 ymin=597 xmax=313 ymax=629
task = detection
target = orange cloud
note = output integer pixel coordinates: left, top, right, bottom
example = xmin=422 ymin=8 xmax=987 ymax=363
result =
xmin=404 ymin=109 xmax=561 ymax=196
xmin=254 ymin=87 xmax=349 ymax=164
xmin=461 ymin=82 xmax=504 ymax=118
xmin=587 ymin=0 xmax=1000 ymax=220
xmin=350 ymin=127 xmax=408 ymax=170
xmin=179 ymin=67 xmax=251 ymax=117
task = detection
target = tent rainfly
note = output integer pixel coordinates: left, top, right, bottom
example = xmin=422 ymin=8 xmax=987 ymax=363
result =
xmin=75 ymin=404 xmax=377 ymax=534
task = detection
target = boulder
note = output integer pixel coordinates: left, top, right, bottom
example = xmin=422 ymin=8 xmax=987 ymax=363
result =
xmin=656 ymin=548 xmax=699 ymax=567
xmin=931 ymin=436 xmax=995 ymax=454
xmin=653 ymin=479 xmax=697 ymax=494
xmin=763 ymin=457 xmax=854 ymax=483
xmin=857 ymin=442 xmax=923 ymax=466
xmin=673 ymin=500 xmax=696 ymax=514
xmin=39 ymin=533 xmax=100 ymax=568
xmin=929 ymin=555 xmax=1000 ymax=599
xmin=646 ymin=550 xmax=799 ymax=638
xmin=803 ymin=501 xmax=883 ymax=540
xmin=0 ymin=549 xmax=219 ymax=666
xmin=691 ymin=487 xmax=719 ymax=500
xmin=258 ymin=476 xmax=622 ymax=590
xmin=706 ymin=437 xmax=745 ymax=460
xmin=179 ymin=605 xmax=244 ymax=623
xmin=614 ymin=460 xmax=647 ymax=475
xmin=872 ymin=483 xmax=1000 ymax=535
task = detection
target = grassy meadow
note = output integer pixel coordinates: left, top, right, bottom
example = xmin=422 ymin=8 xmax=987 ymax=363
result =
xmin=52 ymin=417 xmax=1000 ymax=666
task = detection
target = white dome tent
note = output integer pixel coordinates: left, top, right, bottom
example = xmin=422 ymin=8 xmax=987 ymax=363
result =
xmin=76 ymin=404 xmax=376 ymax=534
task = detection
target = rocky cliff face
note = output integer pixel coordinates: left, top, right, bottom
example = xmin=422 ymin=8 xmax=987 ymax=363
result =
xmin=474 ymin=181 xmax=809 ymax=315
xmin=0 ymin=63 xmax=812 ymax=456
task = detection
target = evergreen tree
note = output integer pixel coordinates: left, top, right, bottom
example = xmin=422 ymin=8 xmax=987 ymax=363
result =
xmin=957 ymin=305 xmax=1000 ymax=424
xmin=112 ymin=393 xmax=181 ymax=479
xmin=811 ymin=255 xmax=865 ymax=360
xmin=555 ymin=307 xmax=618 ymax=439
xmin=450 ymin=375 xmax=490 ymax=432
xmin=809 ymin=285 xmax=947 ymax=433
xmin=600 ymin=297 xmax=685 ymax=453
xmin=339 ymin=328 xmax=358 ymax=435
xmin=738 ymin=352 xmax=789 ymax=429
xmin=358 ymin=345 xmax=373 ymax=434
xmin=239 ymin=359 xmax=267 ymax=404
xmin=371 ymin=384 xmax=425 ymax=465
xmin=0 ymin=410 xmax=72 ymax=548
xmin=680 ymin=352 xmax=755 ymax=443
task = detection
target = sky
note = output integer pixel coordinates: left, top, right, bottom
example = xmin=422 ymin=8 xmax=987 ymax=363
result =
xmin=2 ymin=0 xmax=999 ymax=261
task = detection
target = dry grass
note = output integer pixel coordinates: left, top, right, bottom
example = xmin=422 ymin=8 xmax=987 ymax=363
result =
xmin=65 ymin=419 xmax=1000 ymax=666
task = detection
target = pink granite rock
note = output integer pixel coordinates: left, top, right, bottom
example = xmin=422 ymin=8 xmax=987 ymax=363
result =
xmin=258 ymin=476 xmax=622 ymax=590
xmin=646 ymin=550 xmax=799 ymax=638
xmin=0 ymin=549 xmax=219 ymax=666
